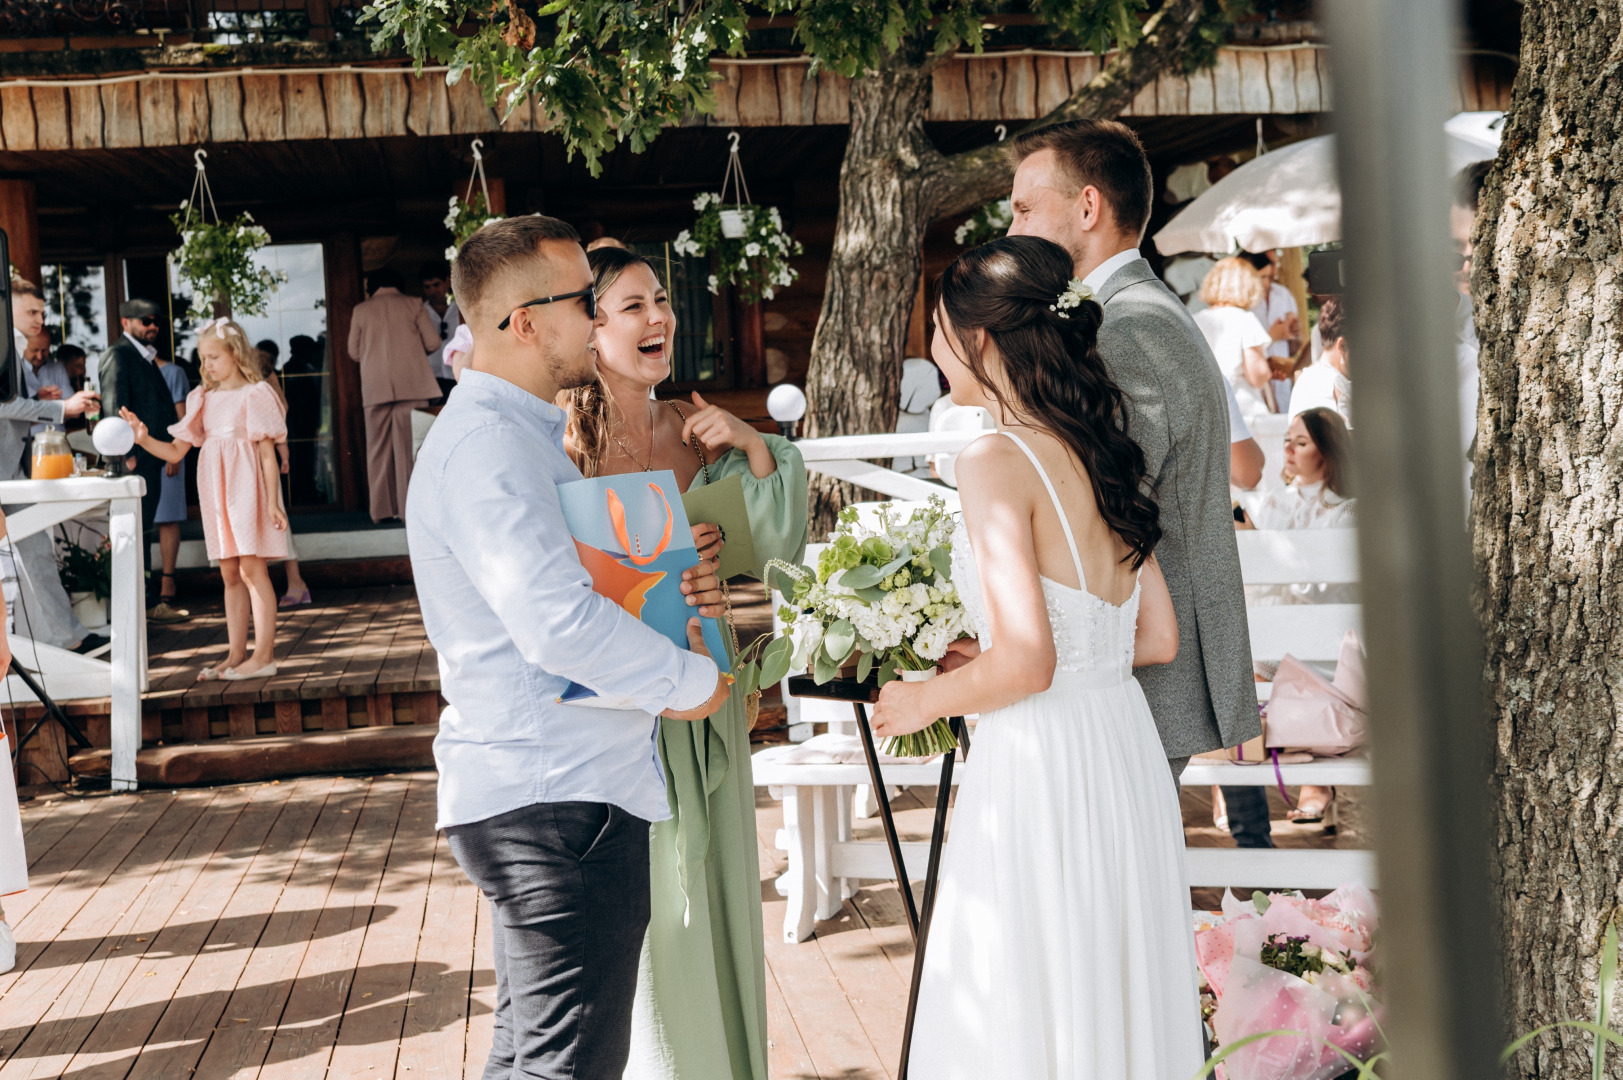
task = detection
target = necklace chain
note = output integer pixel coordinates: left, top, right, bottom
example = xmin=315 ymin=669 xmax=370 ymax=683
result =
xmin=608 ymin=400 xmax=656 ymax=472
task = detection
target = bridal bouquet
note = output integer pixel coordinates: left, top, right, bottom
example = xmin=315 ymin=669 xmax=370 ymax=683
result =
xmin=767 ymin=496 xmax=969 ymax=757
xmin=1197 ymin=885 xmax=1382 ymax=1080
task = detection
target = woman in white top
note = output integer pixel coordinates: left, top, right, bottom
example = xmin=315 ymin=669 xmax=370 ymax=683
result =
xmin=1194 ymin=257 xmax=1275 ymax=424
xmin=1241 ymin=406 xmax=1354 ymax=826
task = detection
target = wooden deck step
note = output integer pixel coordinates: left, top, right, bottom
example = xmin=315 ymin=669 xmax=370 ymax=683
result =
xmin=67 ymin=726 xmax=438 ymax=787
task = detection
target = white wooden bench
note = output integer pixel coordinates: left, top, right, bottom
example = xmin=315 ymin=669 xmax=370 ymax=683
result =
xmin=754 ymin=435 xmax=1374 ymax=942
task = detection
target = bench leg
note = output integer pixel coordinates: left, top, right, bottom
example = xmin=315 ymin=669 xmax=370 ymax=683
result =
xmin=779 ymin=785 xmax=818 ymax=944
xmin=835 ymin=784 xmax=853 ymax=903
xmin=812 ymin=784 xmax=842 ymax=922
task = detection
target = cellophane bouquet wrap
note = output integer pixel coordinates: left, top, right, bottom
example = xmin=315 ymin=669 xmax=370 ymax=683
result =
xmin=768 ymin=497 xmax=969 ymax=757
xmin=1196 ymin=885 xmax=1382 ymax=1080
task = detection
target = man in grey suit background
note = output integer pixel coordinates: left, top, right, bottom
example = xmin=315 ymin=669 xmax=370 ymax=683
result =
xmin=1006 ymin=119 xmax=1269 ymax=846
xmin=7 ymin=278 xmax=105 ymax=653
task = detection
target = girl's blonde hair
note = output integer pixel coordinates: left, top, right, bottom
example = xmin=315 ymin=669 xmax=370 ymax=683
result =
xmin=1198 ymin=256 xmax=1265 ymax=311
xmin=559 ymin=247 xmax=667 ymax=478
xmin=196 ymin=318 xmax=265 ymax=391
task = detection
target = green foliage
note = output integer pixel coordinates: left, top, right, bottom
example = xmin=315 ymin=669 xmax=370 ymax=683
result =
xmin=443 ymin=191 xmax=503 ymax=260
xmin=57 ymin=537 xmax=111 ymax=602
xmin=954 ymin=197 xmax=1012 ymax=246
xmin=169 ymin=204 xmax=286 ymax=319
xmin=673 ymin=192 xmax=803 ymax=303
xmin=361 ymin=0 xmax=1224 ymax=177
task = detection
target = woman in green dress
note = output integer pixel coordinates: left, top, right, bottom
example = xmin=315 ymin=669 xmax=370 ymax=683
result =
xmin=560 ymin=246 xmax=807 ymax=1080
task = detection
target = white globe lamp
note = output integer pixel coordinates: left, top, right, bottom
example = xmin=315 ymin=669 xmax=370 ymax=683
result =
xmin=91 ymin=416 xmax=136 ymax=460
xmin=766 ymin=383 xmax=807 ymax=439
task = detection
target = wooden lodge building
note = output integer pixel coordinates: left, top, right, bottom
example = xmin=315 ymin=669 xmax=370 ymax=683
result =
xmin=0 ymin=3 xmax=1514 ymax=782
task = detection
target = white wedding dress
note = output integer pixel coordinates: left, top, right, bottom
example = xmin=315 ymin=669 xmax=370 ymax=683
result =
xmin=908 ymin=432 xmax=1203 ymax=1080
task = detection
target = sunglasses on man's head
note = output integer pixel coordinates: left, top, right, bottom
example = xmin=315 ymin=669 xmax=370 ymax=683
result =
xmin=496 ymin=287 xmax=598 ymax=331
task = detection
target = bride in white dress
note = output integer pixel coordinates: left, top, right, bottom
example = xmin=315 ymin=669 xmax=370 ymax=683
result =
xmin=872 ymin=236 xmax=1203 ymax=1080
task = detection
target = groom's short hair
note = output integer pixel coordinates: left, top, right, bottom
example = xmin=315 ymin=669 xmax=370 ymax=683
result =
xmin=1008 ymin=119 xmax=1154 ymax=239
xmin=451 ymin=215 xmax=582 ymax=327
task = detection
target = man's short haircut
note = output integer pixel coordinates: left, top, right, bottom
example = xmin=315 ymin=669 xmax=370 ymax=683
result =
xmin=56 ymin=343 xmax=86 ymax=363
xmin=420 ymin=260 xmax=451 ymax=282
xmin=1454 ymin=160 xmax=1490 ymax=212
xmin=1008 ymin=118 xmax=1155 ymax=239
xmin=450 ymin=215 xmax=582 ymax=327
xmin=368 ymin=266 xmax=403 ymax=292
xmin=1317 ymin=295 xmax=1348 ymax=347
xmin=9 ymin=277 xmax=40 ymax=300
xmin=1241 ymin=250 xmax=1273 ymax=272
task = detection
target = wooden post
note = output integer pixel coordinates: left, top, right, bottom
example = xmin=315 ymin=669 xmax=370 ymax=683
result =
xmin=737 ymin=300 xmax=766 ymax=388
xmin=325 ymin=233 xmax=367 ymax=514
xmin=0 ymin=180 xmax=40 ymax=286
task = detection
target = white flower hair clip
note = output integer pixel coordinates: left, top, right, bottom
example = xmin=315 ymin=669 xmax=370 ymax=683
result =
xmin=1049 ymin=278 xmax=1093 ymax=319
xmin=196 ymin=316 xmax=234 ymax=336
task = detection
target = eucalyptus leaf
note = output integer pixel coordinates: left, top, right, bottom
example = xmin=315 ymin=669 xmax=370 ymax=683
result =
xmin=759 ymin=636 xmax=795 ymax=688
xmin=856 ymin=649 xmax=875 ymax=683
xmin=929 ymin=546 xmax=953 ymax=581
xmin=879 ymin=544 xmax=914 ymax=577
xmin=823 ymin=619 xmax=855 ymax=661
xmin=877 ymin=653 xmax=900 ymax=687
xmin=813 ymin=645 xmax=838 ymax=685
xmin=853 ymin=585 xmax=886 ymax=604
xmin=840 ymin=565 xmax=884 ymax=590
xmin=737 ymin=660 xmax=760 ymax=699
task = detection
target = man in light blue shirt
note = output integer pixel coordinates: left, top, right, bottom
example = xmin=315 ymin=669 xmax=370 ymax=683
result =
xmin=407 ymin=215 xmax=730 ymax=1080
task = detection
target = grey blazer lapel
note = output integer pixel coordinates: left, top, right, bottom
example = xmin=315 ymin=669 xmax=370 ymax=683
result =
xmin=1094 ymin=258 xmax=1158 ymax=306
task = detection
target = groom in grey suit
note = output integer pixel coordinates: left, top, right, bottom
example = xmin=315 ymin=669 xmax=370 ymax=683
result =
xmin=1006 ymin=120 xmax=1265 ymax=832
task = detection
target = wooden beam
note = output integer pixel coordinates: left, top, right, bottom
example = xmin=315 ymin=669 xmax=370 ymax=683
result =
xmin=31 ymin=86 xmax=69 ymax=150
xmin=0 ymin=86 xmax=37 ymax=151
xmin=325 ymin=233 xmax=367 ymax=515
xmin=0 ymin=179 xmax=40 ymax=285
xmin=283 ymin=72 xmax=327 ymax=140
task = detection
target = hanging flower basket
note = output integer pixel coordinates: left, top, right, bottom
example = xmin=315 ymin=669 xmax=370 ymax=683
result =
xmin=169 ymin=149 xmax=285 ymax=320
xmin=445 ymin=138 xmax=504 ymax=261
xmin=674 ymin=194 xmax=802 ymax=304
xmin=954 ymin=197 xmax=1013 ymax=247
xmin=671 ymin=133 xmax=802 ymax=304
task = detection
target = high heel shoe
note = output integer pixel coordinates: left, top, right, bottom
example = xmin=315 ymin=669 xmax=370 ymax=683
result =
xmin=1287 ymin=786 xmax=1337 ymax=829
xmin=279 ymin=589 xmax=312 ymax=609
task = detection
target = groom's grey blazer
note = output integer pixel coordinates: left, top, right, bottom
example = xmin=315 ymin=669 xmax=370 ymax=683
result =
xmin=1095 ymin=258 xmax=1260 ymax=757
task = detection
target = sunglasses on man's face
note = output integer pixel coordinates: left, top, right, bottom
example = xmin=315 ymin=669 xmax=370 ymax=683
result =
xmin=496 ymin=287 xmax=597 ymax=331
xmin=136 ymin=316 xmax=158 ymax=327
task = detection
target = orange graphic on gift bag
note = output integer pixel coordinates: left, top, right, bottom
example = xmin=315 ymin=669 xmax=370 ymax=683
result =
xmin=606 ymin=483 xmax=674 ymax=565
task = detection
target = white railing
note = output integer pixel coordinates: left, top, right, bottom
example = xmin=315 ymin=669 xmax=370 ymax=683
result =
xmin=1 ymin=476 xmax=149 ymax=791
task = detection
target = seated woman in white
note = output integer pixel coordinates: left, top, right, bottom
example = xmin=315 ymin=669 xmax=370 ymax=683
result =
xmin=870 ymin=236 xmax=1200 ymax=1080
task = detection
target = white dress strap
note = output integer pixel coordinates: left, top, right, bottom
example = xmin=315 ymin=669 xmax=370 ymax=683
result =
xmin=998 ymin=431 xmax=1088 ymax=593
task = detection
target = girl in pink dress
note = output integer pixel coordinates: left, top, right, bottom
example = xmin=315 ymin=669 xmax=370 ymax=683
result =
xmin=122 ymin=318 xmax=289 ymax=681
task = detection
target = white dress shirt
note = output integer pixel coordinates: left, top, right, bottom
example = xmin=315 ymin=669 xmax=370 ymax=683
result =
xmin=1290 ymin=358 xmax=1353 ymax=429
xmin=424 ymin=300 xmax=463 ymax=381
xmin=123 ymin=332 xmax=158 ymax=363
xmin=1081 ymin=246 xmax=1143 ymax=295
xmin=406 ymin=369 xmax=720 ymax=829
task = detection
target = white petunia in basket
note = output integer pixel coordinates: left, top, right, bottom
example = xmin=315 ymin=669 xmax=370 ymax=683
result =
xmin=764 ymin=496 xmax=970 ymax=758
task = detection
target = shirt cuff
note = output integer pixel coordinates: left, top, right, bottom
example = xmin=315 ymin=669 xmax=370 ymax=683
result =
xmin=666 ymin=650 xmax=721 ymax=714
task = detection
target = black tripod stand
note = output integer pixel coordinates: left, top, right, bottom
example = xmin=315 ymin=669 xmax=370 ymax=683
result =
xmin=8 ymin=657 xmax=93 ymax=760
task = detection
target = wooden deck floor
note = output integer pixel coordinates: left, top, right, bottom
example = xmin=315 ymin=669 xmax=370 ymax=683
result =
xmin=0 ymin=772 xmax=1363 ymax=1079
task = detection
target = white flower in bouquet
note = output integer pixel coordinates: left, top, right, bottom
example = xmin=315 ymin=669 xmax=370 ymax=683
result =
xmin=766 ymin=496 xmax=969 ymax=757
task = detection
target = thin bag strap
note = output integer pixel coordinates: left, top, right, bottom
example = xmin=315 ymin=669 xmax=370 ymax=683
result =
xmin=999 ymin=430 xmax=1088 ymax=594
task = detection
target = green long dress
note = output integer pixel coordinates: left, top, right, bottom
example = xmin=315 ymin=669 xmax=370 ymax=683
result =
xmin=625 ymin=434 xmax=808 ymax=1080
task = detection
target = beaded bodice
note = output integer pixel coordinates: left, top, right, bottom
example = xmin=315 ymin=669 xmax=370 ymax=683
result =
xmin=950 ymin=432 xmax=1140 ymax=676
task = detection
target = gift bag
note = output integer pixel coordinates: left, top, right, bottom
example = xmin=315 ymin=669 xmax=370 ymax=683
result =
xmin=1264 ymin=631 xmax=1367 ymax=757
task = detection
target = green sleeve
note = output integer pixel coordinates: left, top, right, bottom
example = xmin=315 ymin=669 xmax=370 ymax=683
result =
xmin=705 ymin=433 xmax=808 ymax=576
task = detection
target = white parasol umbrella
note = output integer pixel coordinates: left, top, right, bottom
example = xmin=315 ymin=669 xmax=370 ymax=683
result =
xmin=1153 ymin=113 xmax=1503 ymax=255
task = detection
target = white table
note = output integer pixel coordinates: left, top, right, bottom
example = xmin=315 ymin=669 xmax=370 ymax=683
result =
xmin=0 ymin=476 xmax=148 ymax=791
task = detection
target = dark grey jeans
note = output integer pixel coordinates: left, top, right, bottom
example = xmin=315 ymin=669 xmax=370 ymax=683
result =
xmin=446 ymin=800 xmax=652 ymax=1080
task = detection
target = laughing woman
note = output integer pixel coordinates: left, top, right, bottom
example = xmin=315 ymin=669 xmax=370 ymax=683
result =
xmin=560 ymin=246 xmax=807 ymax=1080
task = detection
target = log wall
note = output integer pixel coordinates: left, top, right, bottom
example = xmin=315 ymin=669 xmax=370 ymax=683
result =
xmin=0 ymin=46 xmax=1516 ymax=153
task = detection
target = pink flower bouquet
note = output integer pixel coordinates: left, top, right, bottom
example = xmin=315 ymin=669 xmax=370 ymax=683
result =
xmin=1196 ymin=885 xmax=1381 ymax=1080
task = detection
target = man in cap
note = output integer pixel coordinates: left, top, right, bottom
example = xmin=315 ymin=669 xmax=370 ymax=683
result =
xmin=98 ymin=299 xmax=183 ymax=619
xmin=7 ymin=278 xmax=104 ymax=652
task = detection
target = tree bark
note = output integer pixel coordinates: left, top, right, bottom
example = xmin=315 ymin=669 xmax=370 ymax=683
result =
xmin=803 ymin=55 xmax=938 ymax=530
xmin=802 ymin=0 xmax=1215 ymax=533
xmin=1476 ymin=3 xmax=1623 ymax=1076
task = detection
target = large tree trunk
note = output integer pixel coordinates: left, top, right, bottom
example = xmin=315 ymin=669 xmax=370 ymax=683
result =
xmin=803 ymin=55 xmax=937 ymax=532
xmin=1477 ymin=3 xmax=1623 ymax=1075
xmin=800 ymin=0 xmax=1218 ymax=535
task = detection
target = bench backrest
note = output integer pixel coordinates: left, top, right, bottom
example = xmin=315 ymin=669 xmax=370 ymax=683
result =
xmin=1236 ymin=529 xmax=1361 ymax=666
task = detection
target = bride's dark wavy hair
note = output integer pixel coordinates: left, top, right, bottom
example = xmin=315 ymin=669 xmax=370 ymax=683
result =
xmin=936 ymin=235 xmax=1161 ymax=568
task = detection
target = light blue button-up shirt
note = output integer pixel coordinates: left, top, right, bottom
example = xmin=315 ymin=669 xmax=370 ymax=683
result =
xmin=407 ymin=369 xmax=719 ymax=829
